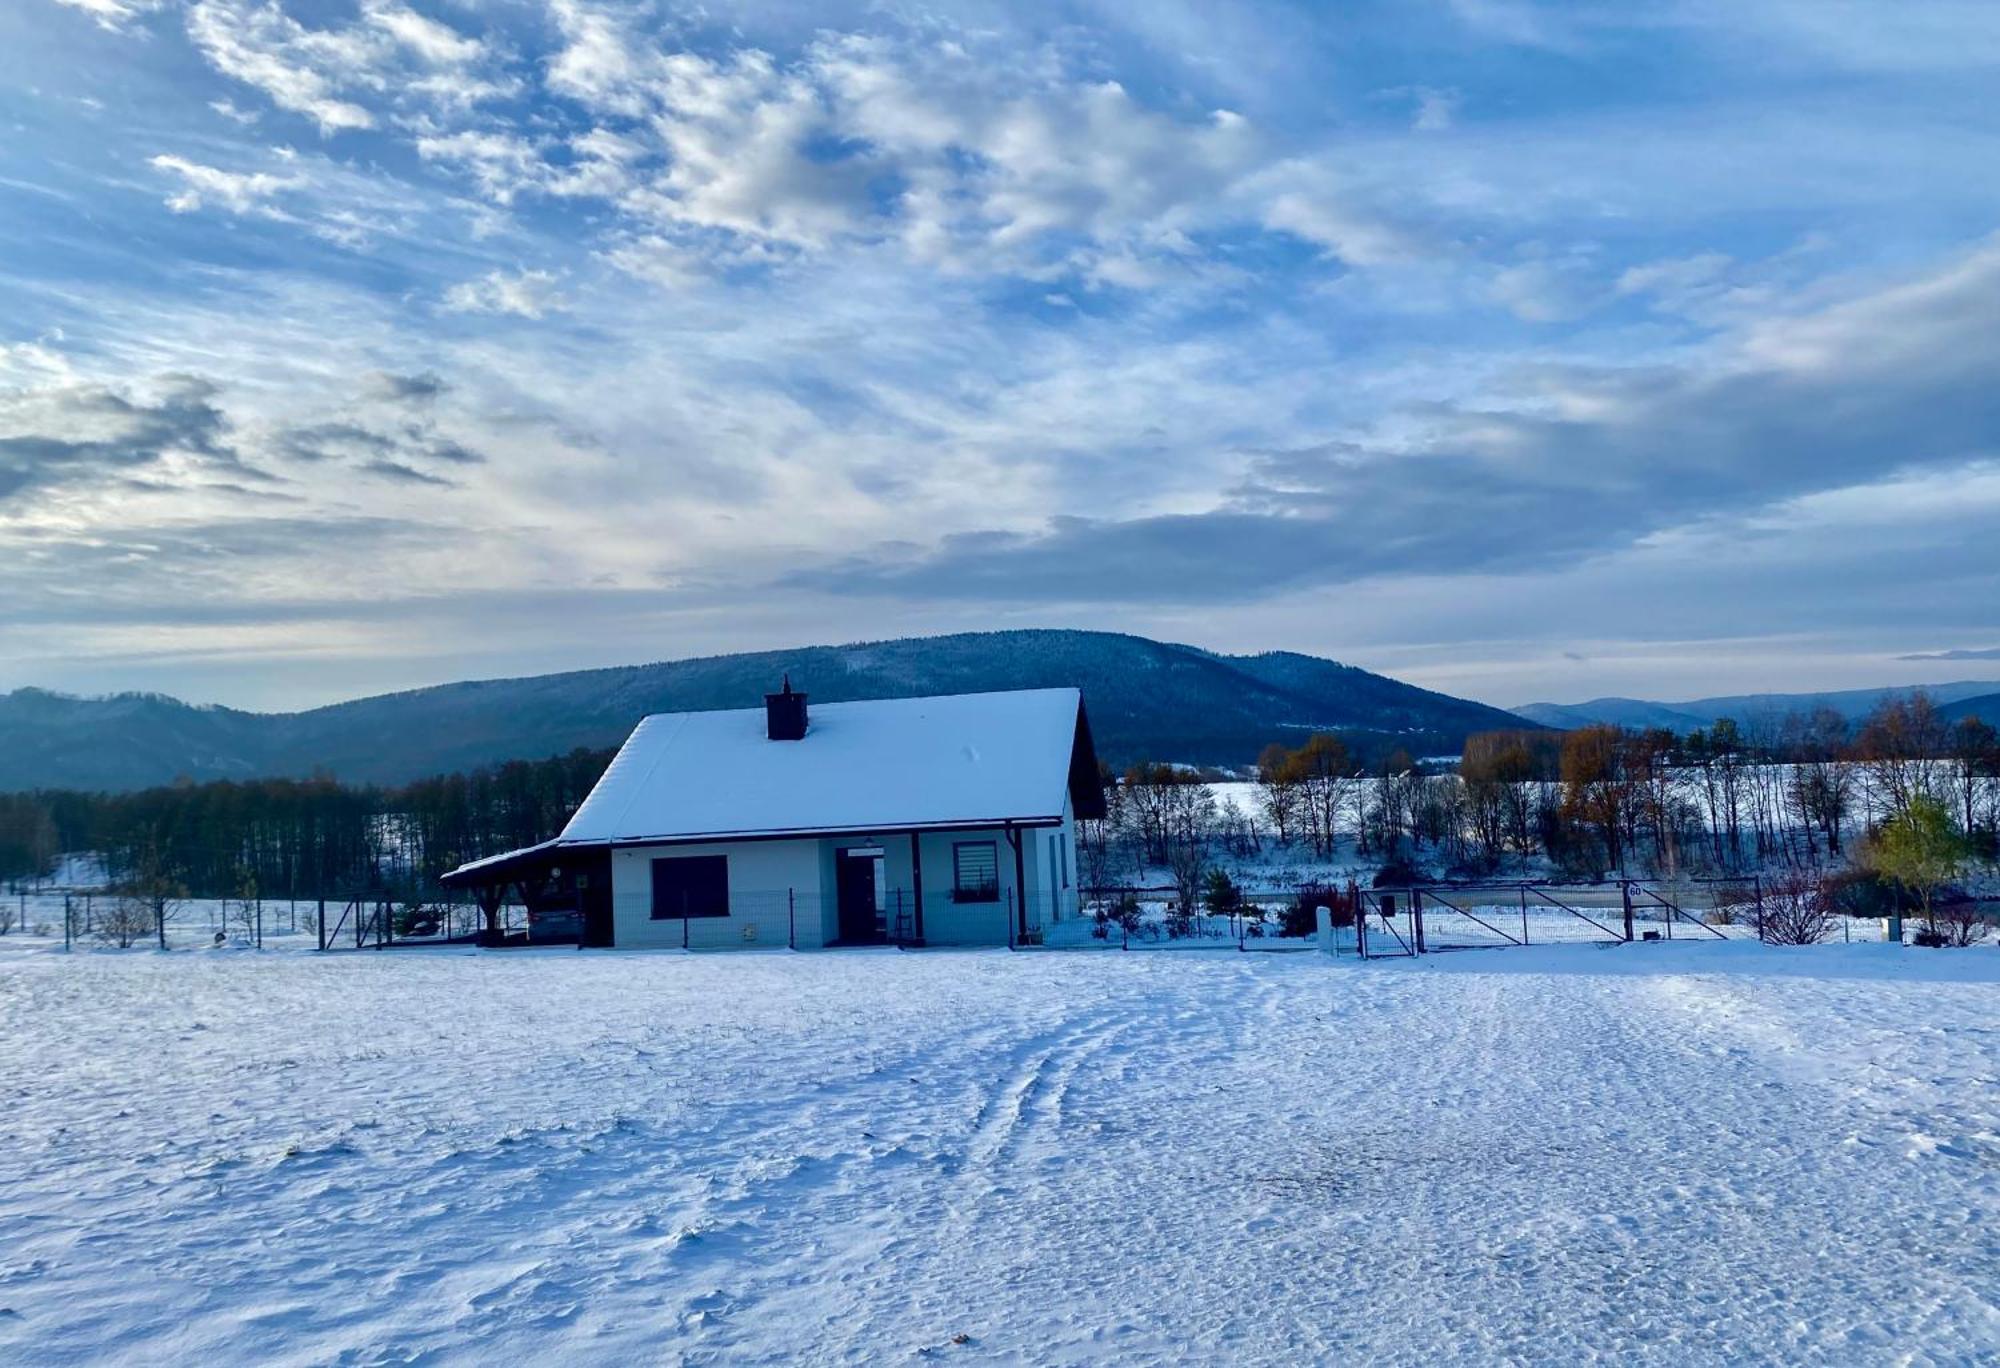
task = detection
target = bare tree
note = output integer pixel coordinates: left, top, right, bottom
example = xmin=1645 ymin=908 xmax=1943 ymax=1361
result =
xmin=1158 ymin=781 xmax=1218 ymax=931
xmin=1947 ymin=716 xmax=1999 ymax=844
xmin=1293 ymin=734 xmax=1350 ymax=860
xmin=98 ymin=894 xmax=157 ymax=949
xmin=226 ymin=865 xmax=261 ymax=943
xmin=1789 ymin=706 xmax=1855 ymax=855
xmin=114 ymin=847 xmax=186 ymax=950
xmin=1562 ymin=725 xmax=1635 ymax=875
xmin=1858 ymin=691 xmax=1949 ymax=819
xmin=1758 ymin=872 xmax=1837 ymax=946
xmin=1256 ymin=743 xmax=1300 ymax=847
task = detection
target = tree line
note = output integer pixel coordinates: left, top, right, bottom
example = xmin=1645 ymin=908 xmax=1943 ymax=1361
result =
xmin=0 ymin=748 xmax=615 ymax=901
xmin=1077 ymin=692 xmax=1999 ymax=938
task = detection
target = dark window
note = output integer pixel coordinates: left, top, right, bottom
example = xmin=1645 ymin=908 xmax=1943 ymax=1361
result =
xmin=651 ymin=855 xmax=729 ymax=919
xmin=953 ymin=841 xmax=999 ymax=902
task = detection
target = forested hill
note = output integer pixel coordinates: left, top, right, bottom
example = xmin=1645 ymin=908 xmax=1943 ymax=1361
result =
xmin=0 ymin=630 xmax=1532 ymax=792
xmin=1514 ymin=679 xmax=2000 ymax=734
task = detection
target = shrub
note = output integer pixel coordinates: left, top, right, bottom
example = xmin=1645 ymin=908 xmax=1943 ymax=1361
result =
xmin=97 ymin=896 xmax=156 ymax=949
xmin=1283 ymin=881 xmax=1355 ymax=938
xmin=1372 ymin=858 xmax=1430 ymax=889
xmin=1757 ymin=873 xmax=1837 ymax=946
xmin=395 ymin=901 xmax=442 ymax=937
xmin=1202 ymin=868 xmax=1245 ymax=919
xmin=1822 ymin=869 xmax=1916 ymax=921
xmin=1091 ymin=893 xmax=1141 ymax=941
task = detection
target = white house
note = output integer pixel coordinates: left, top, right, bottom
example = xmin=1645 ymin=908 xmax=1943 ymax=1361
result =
xmin=440 ymin=683 xmax=1106 ymax=949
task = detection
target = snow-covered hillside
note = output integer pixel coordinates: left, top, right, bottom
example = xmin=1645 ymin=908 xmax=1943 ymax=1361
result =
xmin=1 ymin=942 xmax=1995 ymax=1364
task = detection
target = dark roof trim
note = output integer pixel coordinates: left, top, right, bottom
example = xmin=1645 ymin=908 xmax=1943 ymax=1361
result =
xmin=610 ymin=816 xmax=1066 ymax=848
xmin=441 ymin=817 xmax=1069 ymax=886
xmin=1069 ymin=698 xmax=1108 ymax=820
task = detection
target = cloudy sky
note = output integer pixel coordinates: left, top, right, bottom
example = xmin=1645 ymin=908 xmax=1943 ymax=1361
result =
xmin=4 ymin=0 xmax=1999 ymax=712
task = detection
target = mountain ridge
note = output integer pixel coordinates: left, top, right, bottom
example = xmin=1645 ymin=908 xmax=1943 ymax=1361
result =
xmin=1512 ymin=680 xmax=2000 ymax=733
xmin=0 ymin=630 xmax=1534 ymax=793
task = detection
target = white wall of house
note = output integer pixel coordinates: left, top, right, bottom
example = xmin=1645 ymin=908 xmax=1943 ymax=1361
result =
xmin=610 ymin=808 xmax=1080 ymax=950
xmin=611 ymin=839 xmax=827 ymax=949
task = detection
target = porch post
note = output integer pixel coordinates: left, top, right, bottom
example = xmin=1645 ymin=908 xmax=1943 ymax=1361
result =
xmin=908 ymin=831 xmax=926 ymax=945
xmin=1007 ymin=823 xmax=1028 ymax=940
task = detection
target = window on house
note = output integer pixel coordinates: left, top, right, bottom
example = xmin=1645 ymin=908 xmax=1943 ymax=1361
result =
xmin=953 ymin=841 xmax=999 ymax=902
xmin=651 ymin=854 xmax=729 ymax=919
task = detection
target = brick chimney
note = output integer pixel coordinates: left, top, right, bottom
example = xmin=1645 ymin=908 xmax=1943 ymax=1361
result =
xmin=765 ymin=674 xmax=808 ymax=740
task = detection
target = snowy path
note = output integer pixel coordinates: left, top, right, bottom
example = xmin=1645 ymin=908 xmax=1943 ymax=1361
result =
xmin=0 ymin=942 xmax=1994 ymax=1364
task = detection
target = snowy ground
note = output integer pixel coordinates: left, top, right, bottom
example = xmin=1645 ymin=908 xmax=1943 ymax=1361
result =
xmin=1 ymin=941 xmax=1995 ymax=1365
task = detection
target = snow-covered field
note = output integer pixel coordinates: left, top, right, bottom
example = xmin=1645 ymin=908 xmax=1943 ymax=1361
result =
xmin=1 ymin=940 xmax=1996 ymax=1365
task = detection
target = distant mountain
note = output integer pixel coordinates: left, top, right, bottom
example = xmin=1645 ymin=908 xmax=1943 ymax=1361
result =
xmin=1510 ymin=698 xmax=1713 ymax=733
xmin=1513 ymin=680 xmax=2000 ymax=734
xmin=1940 ymin=692 xmax=2000 ymax=726
xmin=0 ymin=630 xmax=1536 ymax=793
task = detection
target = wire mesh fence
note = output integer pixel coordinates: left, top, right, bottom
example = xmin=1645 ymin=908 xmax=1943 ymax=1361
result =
xmin=1064 ymin=877 xmax=1903 ymax=957
xmin=3 ymin=871 xmax=1911 ymax=956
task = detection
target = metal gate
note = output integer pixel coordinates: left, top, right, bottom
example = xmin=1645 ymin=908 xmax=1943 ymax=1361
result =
xmin=1348 ymin=881 xmax=1734 ymax=957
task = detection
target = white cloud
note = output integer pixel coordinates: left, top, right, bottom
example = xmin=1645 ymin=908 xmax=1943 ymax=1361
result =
xmin=442 ymin=269 xmax=566 ymax=318
xmin=362 ymin=0 xmax=482 ymax=68
xmin=1486 ymin=251 xmax=1602 ymax=322
xmin=149 ymin=153 xmax=298 ymax=215
xmin=414 ymin=130 xmax=542 ymax=204
xmin=209 ymin=97 xmax=261 ymax=125
xmin=544 ymin=0 xmax=651 ymax=116
xmin=184 ymin=0 xmax=506 ymax=135
xmin=1255 ymin=159 xmax=1418 ymax=267
xmin=51 ymin=0 xmax=164 ymax=32
xmin=186 ymin=0 xmax=376 ymax=133
xmin=170 ymin=3 xmax=1427 ymax=289
xmin=0 ymin=338 xmax=78 ymax=388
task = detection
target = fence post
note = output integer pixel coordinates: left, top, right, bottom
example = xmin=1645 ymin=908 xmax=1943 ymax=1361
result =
xmin=1352 ymin=880 xmax=1367 ymax=960
xmin=255 ymin=900 xmax=263 ymax=950
xmin=682 ymin=910 xmax=689 ymax=951
xmin=1753 ymin=876 xmax=1766 ymax=943
xmin=788 ymin=888 xmax=796 ymax=950
xmin=1411 ymin=889 xmax=1427 ymax=954
xmin=1621 ymin=882 xmax=1635 ymax=942
xmin=64 ymin=894 xmax=72 ymax=953
xmin=316 ymin=897 xmax=326 ymax=952
xmin=1520 ymin=885 xmax=1529 ymax=946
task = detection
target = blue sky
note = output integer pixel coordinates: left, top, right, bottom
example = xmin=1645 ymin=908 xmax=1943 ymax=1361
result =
xmin=3 ymin=0 xmax=1999 ymax=711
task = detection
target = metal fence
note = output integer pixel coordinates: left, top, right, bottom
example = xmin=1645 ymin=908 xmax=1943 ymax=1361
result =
xmin=1062 ymin=878 xmax=1865 ymax=957
xmin=1356 ymin=881 xmax=1745 ymax=954
xmin=11 ymin=873 xmax=1905 ymax=956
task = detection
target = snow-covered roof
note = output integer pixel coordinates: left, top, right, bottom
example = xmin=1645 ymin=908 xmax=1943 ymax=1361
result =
xmin=493 ymin=689 xmax=1096 ymax=865
xmin=443 ymin=838 xmax=562 ymax=881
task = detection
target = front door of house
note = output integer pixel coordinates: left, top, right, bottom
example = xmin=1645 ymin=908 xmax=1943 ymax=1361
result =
xmin=836 ymin=850 xmax=880 ymax=942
